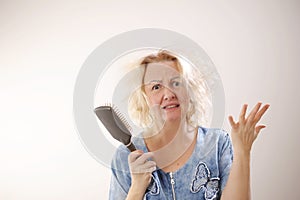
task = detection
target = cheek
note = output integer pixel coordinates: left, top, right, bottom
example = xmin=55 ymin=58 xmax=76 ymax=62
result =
xmin=175 ymin=89 xmax=189 ymax=102
xmin=144 ymin=90 xmax=161 ymax=106
xmin=148 ymin=94 xmax=161 ymax=106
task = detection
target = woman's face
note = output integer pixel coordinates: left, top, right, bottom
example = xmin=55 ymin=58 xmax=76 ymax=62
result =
xmin=143 ymin=61 xmax=189 ymax=123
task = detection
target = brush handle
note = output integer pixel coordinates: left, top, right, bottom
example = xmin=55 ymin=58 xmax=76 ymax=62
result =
xmin=126 ymin=141 xmax=136 ymax=152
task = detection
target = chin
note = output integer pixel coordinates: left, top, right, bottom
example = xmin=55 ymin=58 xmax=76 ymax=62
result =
xmin=165 ymin=112 xmax=182 ymax=122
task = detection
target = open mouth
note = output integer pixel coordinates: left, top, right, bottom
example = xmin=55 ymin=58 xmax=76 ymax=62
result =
xmin=162 ymin=104 xmax=180 ymax=109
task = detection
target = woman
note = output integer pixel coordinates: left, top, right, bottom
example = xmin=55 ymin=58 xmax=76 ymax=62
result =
xmin=109 ymin=51 xmax=269 ymax=200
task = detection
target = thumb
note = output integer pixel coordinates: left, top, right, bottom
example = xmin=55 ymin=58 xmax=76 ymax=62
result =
xmin=254 ymin=125 xmax=266 ymax=137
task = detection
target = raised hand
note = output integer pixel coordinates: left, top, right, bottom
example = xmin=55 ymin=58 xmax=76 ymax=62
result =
xmin=228 ymin=102 xmax=270 ymax=154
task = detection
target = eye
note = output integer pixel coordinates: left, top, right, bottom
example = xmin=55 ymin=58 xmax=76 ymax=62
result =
xmin=172 ymin=81 xmax=181 ymax=87
xmin=152 ymin=84 xmax=161 ymax=90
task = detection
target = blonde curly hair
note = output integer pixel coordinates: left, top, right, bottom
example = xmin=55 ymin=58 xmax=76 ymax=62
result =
xmin=128 ymin=50 xmax=212 ymax=128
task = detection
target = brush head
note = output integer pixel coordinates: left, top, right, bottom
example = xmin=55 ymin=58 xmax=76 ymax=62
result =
xmin=94 ymin=105 xmax=136 ymax=152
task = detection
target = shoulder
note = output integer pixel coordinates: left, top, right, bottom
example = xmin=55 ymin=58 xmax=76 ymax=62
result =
xmin=196 ymin=126 xmax=232 ymax=156
xmin=111 ymin=144 xmax=130 ymax=172
xmin=198 ymin=126 xmax=228 ymax=135
xmin=197 ymin=126 xmax=230 ymax=144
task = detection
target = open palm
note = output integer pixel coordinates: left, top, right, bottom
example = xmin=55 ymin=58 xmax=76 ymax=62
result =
xmin=228 ymin=102 xmax=270 ymax=154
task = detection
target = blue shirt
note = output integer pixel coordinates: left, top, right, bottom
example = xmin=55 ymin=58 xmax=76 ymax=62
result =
xmin=109 ymin=127 xmax=233 ymax=200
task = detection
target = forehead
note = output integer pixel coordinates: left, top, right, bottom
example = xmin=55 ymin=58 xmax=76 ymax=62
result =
xmin=143 ymin=61 xmax=181 ymax=83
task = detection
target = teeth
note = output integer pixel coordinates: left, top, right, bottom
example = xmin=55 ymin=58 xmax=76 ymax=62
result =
xmin=164 ymin=105 xmax=178 ymax=109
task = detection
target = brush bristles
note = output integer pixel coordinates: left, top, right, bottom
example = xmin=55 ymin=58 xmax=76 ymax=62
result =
xmin=104 ymin=102 xmax=112 ymax=107
xmin=108 ymin=103 xmax=132 ymax=133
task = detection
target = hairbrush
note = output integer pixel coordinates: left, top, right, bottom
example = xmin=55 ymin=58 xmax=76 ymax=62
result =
xmin=94 ymin=104 xmax=136 ymax=152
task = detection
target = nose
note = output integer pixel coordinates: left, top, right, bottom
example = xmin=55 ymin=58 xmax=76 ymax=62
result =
xmin=163 ymin=87 xmax=176 ymax=101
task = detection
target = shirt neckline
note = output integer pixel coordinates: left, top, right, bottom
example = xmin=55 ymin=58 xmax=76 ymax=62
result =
xmin=139 ymin=126 xmax=201 ymax=175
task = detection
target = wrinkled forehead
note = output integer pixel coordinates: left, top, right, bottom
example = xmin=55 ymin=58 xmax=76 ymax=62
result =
xmin=143 ymin=61 xmax=181 ymax=84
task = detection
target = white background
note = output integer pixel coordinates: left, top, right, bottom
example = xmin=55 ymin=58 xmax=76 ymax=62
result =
xmin=1 ymin=0 xmax=299 ymax=199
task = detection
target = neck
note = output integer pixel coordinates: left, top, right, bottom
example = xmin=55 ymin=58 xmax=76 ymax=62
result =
xmin=143 ymin=120 xmax=198 ymax=170
xmin=144 ymin=119 xmax=191 ymax=151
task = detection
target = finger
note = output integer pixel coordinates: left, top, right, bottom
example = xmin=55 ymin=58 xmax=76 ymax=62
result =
xmin=239 ymin=104 xmax=248 ymax=122
xmin=146 ymin=165 xmax=157 ymax=173
xmin=135 ymin=152 xmax=154 ymax=165
xmin=254 ymin=125 xmax=266 ymax=138
xmin=228 ymin=115 xmax=236 ymax=128
xmin=142 ymin=161 xmax=156 ymax=168
xmin=128 ymin=150 xmax=144 ymax=163
xmin=132 ymin=165 xmax=156 ymax=174
xmin=254 ymin=104 xmax=270 ymax=123
xmin=247 ymin=102 xmax=262 ymax=122
xmin=131 ymin=161 xmax=156 ymax=173
xmin=140 ymin=161 xmax=157 ymax=172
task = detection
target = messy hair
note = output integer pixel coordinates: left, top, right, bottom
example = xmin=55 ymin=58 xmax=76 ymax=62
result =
xmin=128 ymin=50 xmax=212 ymax=128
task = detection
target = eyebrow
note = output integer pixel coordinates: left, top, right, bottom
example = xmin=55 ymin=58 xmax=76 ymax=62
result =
xmin=147 ymin=80 xmax=162 ymax=84
xmin=146 ymin=76 xmax=182 ymax=84
xmin=170 ymin=76 xmax=181 ymax=81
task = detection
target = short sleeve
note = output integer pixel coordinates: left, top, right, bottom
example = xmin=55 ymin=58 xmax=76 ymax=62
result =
xmin=218 ymin=130 xmax=234 ymax=192
xmin=109 ymin=146 xmax=131 ymax=200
